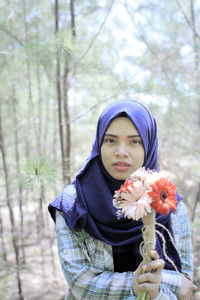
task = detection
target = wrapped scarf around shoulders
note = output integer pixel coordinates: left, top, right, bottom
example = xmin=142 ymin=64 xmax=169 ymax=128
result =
xmin=49 ymin=100 xmax=182 ymax=271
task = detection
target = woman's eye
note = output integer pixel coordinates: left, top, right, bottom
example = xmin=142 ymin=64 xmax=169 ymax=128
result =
xmin=130 ymin=139 xmax=141 ymax=145
xmin=104 ymin=138 xmax=115 ymax=144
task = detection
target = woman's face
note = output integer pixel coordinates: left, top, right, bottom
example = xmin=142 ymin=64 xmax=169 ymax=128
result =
xmin=101 ymin=117 xmax=145 ymax=180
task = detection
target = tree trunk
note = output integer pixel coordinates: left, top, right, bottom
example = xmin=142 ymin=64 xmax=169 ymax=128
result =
xmin=0 ymin=101 xmax=24 ymax=300
xmin=36 ymin=21 xmax=43 ymax=158
xmin=42 ymin=88 xmax=51 ymax=157
xmin=0 ymin=207 xmax=7 ymax=261
xmin=23 ymin=0 xmax=39 ymax=158
xmin=70 ymin=0 xmax=76 ymax=38
xmin=55 ymin=0 xmax=65 ymax=182
xmin=11 ymin=84 xmax=26 ymax=263
xmin=63 ymin=66 xmax=71 ymax=184
xmin=190 ymin=0 xmax=200 ymax=220
xmin=190 ymin=0 xmax=199 ymax=70
xmin=190 ymin=0 xmax=200 ymax=124
xmin=7 ymin=0 xmax=26 ymax=264
xmin=192 ymin=182 xmax=200 ymax=221
xmin=53 ymin=92 xmax=59 ymax=197
xmin=39 ymin=183 xmax=45 ymax=233
xmin=62 ymin=0 xmax=76 ymax=184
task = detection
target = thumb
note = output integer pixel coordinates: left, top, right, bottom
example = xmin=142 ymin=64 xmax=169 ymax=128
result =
xmin=134 ymin=260 xmax=145 ymax=277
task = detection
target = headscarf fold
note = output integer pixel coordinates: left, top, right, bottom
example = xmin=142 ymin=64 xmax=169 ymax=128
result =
xmin=49 ymin=100 xmax=181 ymax=271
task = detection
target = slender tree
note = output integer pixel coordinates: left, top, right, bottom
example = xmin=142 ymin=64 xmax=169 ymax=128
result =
xmin=55 ymin=0 xmax=65 ymax=183
xmin=7 ymin=0 xmax=26 ymax=263
xmin=62 ymin=0 xmax=76 ymax=184
xmin=0 ymin=207 xmax=7 ymax=261
xmin=190 ymin=0 xmax=200 ymax=220
xmin=11 ymin=83 xmax=26 ymax=263
xmin=0 ymin=100 xmax=24 ymax=300
xmin=22 ymin=0 xmax=39 ymax=158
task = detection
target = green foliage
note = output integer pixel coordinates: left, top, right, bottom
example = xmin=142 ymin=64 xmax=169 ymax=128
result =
xmin=1 ymin=0 xmax=200 ymax=297
xmin=21 ymin=159 xmax=56 ymax=191
xmin=0 ymin=0 xmax=199 ymax=210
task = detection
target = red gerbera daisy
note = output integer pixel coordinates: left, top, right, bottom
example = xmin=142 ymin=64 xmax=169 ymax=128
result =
xmin=117 ymin=178 xmax=135 ymax=194
xmin=148 ymin=177 xmax=177 ymax=215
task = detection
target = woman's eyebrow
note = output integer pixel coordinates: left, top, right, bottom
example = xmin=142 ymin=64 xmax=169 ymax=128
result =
xmin=128 ymin=135 xmax=141 ymax=138
xmin=104 ymin=133 xmax=140 ymax=138
xmin=104 ymin=133 xmax=117 ymax=137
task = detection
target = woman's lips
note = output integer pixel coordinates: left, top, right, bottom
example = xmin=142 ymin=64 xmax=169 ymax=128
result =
xmin=113 ymin=162 xmax=131 ymax=172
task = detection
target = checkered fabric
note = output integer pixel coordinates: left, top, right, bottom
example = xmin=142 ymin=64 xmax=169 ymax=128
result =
xmin=55 ymin=200 xmax=193 ymax=299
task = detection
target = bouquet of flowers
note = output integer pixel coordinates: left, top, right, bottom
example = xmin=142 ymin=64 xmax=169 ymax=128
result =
xmin=113 ymin=167 xmax=179 ymax=300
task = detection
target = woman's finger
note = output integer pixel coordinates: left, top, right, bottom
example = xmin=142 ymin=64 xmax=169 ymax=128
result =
xmin=142 ymin=259 xmax=164 ymax=273
xmin=149 ymin=250 xmax=159 ymax=260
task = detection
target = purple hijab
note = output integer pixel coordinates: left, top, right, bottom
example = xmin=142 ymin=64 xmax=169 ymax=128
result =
xmin=49 ymin=100 xmax=181 ymax=271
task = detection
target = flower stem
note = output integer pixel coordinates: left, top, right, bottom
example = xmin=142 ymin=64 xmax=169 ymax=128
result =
xmin=136 ymin=290 xmax=149 ymax=300
xmin=141 ymin=210 xmax=156 ymax=262
xmin=136 ymin=211 xmax=156 ymax=300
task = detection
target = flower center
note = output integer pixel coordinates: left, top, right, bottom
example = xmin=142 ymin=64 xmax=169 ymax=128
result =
xmin=160 ymin=190 xmax=168 ymax=202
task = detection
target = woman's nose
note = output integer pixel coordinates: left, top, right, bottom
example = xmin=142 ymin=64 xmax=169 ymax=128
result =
xmin=115 ymin=143 xmax=128 ymax=157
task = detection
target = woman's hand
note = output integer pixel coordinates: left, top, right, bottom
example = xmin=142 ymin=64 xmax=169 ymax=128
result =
xmin=133 ymin=250 xmax=164 ymax=299
xmin=178 ymin=274 xmax=198 ymax=300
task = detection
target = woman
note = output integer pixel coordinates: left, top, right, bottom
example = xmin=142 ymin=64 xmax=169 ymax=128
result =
xmin=49 ymin=100 xmax=197 ymax=299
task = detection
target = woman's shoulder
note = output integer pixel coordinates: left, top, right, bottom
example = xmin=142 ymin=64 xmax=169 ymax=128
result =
xmin=62 ymin=184 xmax=77 ymax=201
xmin=48 ymin=184 xmax=77 ymax=222
xmin=61 ymin=184 xmax=77 ymax=211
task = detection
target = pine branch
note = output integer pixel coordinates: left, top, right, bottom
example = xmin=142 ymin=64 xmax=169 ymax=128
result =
xmin=74 ymin=0 xmax=116 ymax=66
xmin=0 ymin=26 xmax=24 ymax=46
xmin=175 ymin=0 xmax=200 ymax=41
xmin=72 ymin=94 xmax=119 ymax=122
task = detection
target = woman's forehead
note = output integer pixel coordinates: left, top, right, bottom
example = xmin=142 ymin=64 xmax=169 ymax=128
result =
xmin=104 ymin=117 xmax=140 ymax=136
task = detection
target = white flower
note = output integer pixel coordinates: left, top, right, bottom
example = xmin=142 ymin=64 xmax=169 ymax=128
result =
xmin=129 ymin=167 xmax=147 ymax=181
xmin=144 ymin=170 xmax=171 ymax=186
xmin=114 ymin=180 xmax=152 ymax=221
xmin=113 ymin=168 xmax=175 ymax=221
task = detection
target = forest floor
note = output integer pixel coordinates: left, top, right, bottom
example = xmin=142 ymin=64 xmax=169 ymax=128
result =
xmin=0 ymin=215 xmax=68 ymax=300
xmin=1 ymin=213 xmax=200 ymax=300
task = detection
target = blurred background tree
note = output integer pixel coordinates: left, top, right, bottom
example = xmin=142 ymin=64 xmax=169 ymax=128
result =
xmin=0 ymin=0 xmax=199 ymax=299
